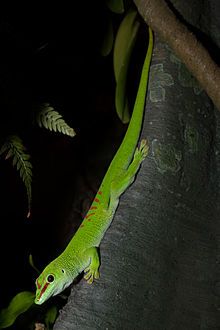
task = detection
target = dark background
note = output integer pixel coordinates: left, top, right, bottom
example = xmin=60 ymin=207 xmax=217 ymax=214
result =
xmin=0 ymin=0 xmax=122 ymax=309
xmin=0 ymin=1 xmax=220 ymax=329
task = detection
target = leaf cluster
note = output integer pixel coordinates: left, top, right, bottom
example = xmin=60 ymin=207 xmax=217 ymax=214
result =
xmin=0 ymin=103 xmax=75 ymax=217
xmin=102 ymin=0 xmax=143 ymax=123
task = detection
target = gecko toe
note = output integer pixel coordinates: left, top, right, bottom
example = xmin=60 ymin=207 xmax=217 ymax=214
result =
xmin=134 ymin=139 xmax=149 ymax=162
xmin=84 ymin=267 xmax=100 ymax=284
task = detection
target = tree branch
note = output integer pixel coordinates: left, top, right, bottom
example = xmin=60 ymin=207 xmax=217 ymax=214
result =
xmin=134 ymin=0 xmax=220 ymax=110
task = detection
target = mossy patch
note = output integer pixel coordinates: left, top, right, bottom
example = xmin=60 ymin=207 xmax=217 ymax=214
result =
xmin=152 ymin=139 xmax=182 ymax=174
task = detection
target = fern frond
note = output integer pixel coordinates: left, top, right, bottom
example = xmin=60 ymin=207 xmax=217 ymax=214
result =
xmin=0 ymin=135 xmax=32 ymax=218
xmin=36 ymin=103 xmax=76 ymax=137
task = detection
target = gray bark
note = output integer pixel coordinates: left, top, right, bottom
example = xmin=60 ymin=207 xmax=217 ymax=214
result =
xmin=54 ymin=2 xmax=220 ymax=329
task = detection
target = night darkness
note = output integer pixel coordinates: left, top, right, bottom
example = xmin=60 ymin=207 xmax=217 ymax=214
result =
xmin=0 ymin=1 xmax=220 ymax=329
xmin=0 ymin=0 xmax=121 ymax=312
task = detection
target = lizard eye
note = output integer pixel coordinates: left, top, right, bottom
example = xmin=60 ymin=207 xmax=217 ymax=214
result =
xmin=47 ymin=274 xmax=54 ymax=283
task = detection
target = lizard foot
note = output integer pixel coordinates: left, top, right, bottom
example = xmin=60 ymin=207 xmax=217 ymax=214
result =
xmin=134 ymin=139 xmax=149 ymax=163
xmin=84 ymin=266 xmax=100 ymax=284
xmin=82 ymin=247 xmax=100 ymax=284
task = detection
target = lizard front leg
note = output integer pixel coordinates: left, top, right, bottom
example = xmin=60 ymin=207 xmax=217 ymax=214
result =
xmin=82 ymin=247 xmax=100 ymax=284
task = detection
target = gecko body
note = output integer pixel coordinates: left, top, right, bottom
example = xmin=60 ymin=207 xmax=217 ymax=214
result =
xmin=35 ymin=27 xmax=153 ymax=305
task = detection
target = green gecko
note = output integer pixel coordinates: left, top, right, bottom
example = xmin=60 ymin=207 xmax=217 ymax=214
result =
xmin=35 ymin=27 xmax=153 ymax=305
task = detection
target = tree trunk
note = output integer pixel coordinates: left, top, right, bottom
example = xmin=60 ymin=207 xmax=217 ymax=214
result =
xmin=54 ymin=2 xmax=220 ymax=329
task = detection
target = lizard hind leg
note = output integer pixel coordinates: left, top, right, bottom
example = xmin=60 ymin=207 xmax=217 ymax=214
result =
xmin=134 ymin=139 xmax=149 ymax=163
xmin=110 ymin=139 xmax=149 ymax=204
xmin=83 ymin=247 xmax=100 ymax=284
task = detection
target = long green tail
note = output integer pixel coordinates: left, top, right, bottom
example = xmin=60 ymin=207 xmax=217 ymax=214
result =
xmin=100 ymin=27 xmax=153 ymax=204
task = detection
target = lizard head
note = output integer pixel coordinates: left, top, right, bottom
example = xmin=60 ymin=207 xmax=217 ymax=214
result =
xmin=35 ymin=260 xmax=72 ymax=305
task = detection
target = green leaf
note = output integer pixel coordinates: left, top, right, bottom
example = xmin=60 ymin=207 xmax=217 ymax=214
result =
xmin=113 ymin=10 xmax=140 ymax=123
xmin=28 ymin=254 xmax=40 ymax=274
xmin=36 ymin=103 xmax=76 ymax=137
xmin=105 ymin=0 xmax=124 ymax=13
xmin=0 ymin=135 xmax=32 ymax=217
xmin=0 ymin=291 xmax=35 ymax=329
xmin=45 ymin=306 xmax=58 ymax=329
xmin=101 ymin=18 xmax=114 ymax=56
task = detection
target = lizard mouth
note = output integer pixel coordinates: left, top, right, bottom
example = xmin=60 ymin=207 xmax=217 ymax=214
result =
xmin=35 ymin=281 xmax=50 ymax=304
xmin=34 ymin=292 xmax=42 ymax=304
